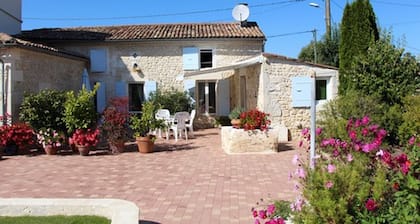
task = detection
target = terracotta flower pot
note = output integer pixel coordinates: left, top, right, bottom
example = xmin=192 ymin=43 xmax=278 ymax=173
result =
xmin=136 ymin=136 xmax=154 ymax=153
xmin=231 ymin=119 xmax=241 ymax=129
xmin=109 ymin=141 xmax=125 ymax=154
xmin=76 ymin=145 xmax=90 ymax=156
xmin=44 ymin=144 xmax=57 ymax=155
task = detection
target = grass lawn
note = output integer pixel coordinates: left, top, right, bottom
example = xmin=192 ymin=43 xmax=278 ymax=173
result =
xmin=0 ymin=215 xmax=111 ymax=224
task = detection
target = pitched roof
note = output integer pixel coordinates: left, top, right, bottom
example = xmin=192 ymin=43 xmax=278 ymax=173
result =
xmin=19 ymin=22 xmax=266 ymax=41
xmin=0 ymin=33 xmax=87 ymax=60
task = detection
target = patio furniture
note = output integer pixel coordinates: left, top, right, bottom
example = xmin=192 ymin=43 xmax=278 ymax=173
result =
xmin=185 ymin=109 xmax=196 ymax=137
xmin=155 ymin=109 xmax=171 ymax=138
xmin=168 ymin=111 xmax=190 ymax=141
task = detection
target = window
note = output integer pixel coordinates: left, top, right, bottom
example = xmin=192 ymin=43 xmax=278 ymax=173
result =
xmin=198 ymin=81 xmax=216 ymax=114
xmin=128 ymin=83 xmax=145 ymax=112
xmin=90 ymin=49 xmax=107 ymax=72
xmin=200 ymin=49 xmax=213 ymax=68
xmin=316 ymin=79 xmax=327 ymax=100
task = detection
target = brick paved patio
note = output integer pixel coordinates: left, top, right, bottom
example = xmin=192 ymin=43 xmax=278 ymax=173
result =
xmin=0 ymin=128 xmax=301 ymax=224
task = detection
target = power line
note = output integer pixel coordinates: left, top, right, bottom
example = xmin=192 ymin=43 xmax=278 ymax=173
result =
xmin=267 ymin=29 xmax=314 ymax=38
xmin=24 ymin=0 xmax=306 ymax=21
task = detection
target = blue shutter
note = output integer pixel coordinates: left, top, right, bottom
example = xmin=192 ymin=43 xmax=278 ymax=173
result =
xmin=183 ymin=47 xmax=199 ymax=70
xmin=292 ymin=77 xmax=312 ymax=107
xmin=115 ymin=81 xmax=126 ymax=97
xmin=144 ymin=80 xmax=157 ymax=101
xmin=90 ymin=49 xmax=107 ymax=72
xmin=96 ymin=82 xmax=106 ymax=113
xmin=217 ymin=79 xmax=230 ymax=116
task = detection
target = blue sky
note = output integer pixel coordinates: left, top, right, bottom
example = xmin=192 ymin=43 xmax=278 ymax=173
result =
xmin=22 ymin=0 xmax=420 ymax=58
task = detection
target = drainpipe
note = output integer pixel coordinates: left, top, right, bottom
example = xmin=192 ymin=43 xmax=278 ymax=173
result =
xmin=0 ymin=58 xmax=5 ymax=126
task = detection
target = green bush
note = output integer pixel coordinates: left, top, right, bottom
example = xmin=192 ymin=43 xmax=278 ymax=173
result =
xmin=318 ymin=90 xmax=384 ymax=140
xmin=63 ymin=85 xmax=98 ymax=134
xmin=148 ymin=88 xmax=194 ymax=113
xmin=19 ymin=89 xmax=67 ymax=133
xmin=398 ymin=95 xmax=420 ymax=142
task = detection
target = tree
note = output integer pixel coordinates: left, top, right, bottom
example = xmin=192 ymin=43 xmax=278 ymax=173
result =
xmin=349 ymin=31 xmax=420 ymax=106
xmin=339 ymin=0 xmax=379 ymax=94
xmin=298 ymin=26 xmax=339 ymax=67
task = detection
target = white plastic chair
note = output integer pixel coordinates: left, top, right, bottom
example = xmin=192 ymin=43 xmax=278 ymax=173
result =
xmin=185 ymin=109 xmax=196 ymax=137
xmin=155 ymin=109 xmax=171 ymax=138
xmin=169 ymin=111 xmax=190 ymax=141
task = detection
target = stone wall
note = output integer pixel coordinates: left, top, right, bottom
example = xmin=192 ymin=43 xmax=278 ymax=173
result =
xmin=261 ymin=56 xmax=338 ymax=140
xmin=1 ymin=48 xmax=86 ymax=122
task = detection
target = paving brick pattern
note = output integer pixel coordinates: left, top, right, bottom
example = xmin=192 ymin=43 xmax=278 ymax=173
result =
xmin=0 ymin=128 xmax=301 ymax=224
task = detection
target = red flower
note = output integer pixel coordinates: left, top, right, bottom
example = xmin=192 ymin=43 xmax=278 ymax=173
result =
xmin=365 ymin=198 xmax=378 ymax=211
xmin=70 ymin=128 xmax=100 ymax=147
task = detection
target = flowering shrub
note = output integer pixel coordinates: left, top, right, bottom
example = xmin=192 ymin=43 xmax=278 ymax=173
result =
xmin=37 ymin=128 xmax=64 ymax=148
xmin=290 ymin=116 xmax=419 ymax=223
xmin=70 ymin=128 xmax=99 ymax=147
xmin=251 ymin=199 xmax=291 ymax=224
xmin=101 ymin=97 xmax=129 ymax=144
xmin=0 ymin=123 xmax=35 ymax=147
xmin=240 ymin=108 xmax=271 ymax=131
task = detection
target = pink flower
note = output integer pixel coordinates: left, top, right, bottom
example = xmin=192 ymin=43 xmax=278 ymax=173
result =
xmin=327 ymin=164 xmax=336 ymax=173
xmin=365 ymin=198 xmax=377 ymax=211
xmin=301 ymin=128 xmax=309 ymax=136
xmin=361 ymin=116 xmax=370 ymax=125
xmin=349 ymin=131 xmax=357 ymax=140
xmin=291 ymin=197 xmax=305 ymax=212
xmin=258 ymin=210 xmax=267 ymax=219
xmin=361 ymin=128 xmax=369 ymax=136
xmin=296 ymin=167 xmax=306 ymax=178
xmin=267 ymin=204 xmax=276 ymax=216
xmin=408 ymin=136 xmax=416 ymax=145
xmin=252 ymin=209 xmax=258 ymax=218
xmin=325 ymin=180 xmax=334 ymax=189
xmin=254 ymin=218 xmax=261 ymax=224
xmin=298 ymin=140 xmax=303 ymax=147
xmin=316 ymin=127 xmax=322 ymax=135
xmin=347 ymin=153 xmax=353 ymax=162
xmin=292 ymin=154 xmax=299 ymax=165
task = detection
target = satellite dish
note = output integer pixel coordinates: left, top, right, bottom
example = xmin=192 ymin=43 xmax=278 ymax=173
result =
xmin=232 ymin=3 xmax=250 ymax=22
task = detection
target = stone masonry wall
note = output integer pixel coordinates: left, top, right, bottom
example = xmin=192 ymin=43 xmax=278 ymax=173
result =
xmin=7 ymin=48 xmax=86 ymax=122
xmin=262 ymin=57 xmax=338 ymax=140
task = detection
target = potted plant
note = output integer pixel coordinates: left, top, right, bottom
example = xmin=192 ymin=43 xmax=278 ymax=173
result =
xmin=129 ymin=101 xmax=165 ymax=153
xmin=229 ymin=106 xmax=244 ymax=128
xmin=101 ymin=97 xmax=129 ymax=154
xmin=240 ymin=108 xmax=271 ymax=131
xmin=36 ymin=128 xmax=65 ymax=155
xmin=69 ymin=128 xmax=100 ymax=156
xmin=0 ymin=123 xmax=35 ymax=155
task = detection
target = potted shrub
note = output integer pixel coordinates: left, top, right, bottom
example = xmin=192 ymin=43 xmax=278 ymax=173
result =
xmin=129 ymin=101 xmax=165 ymax=153
xmin=101 ymin=97 xmax=129 ymax=154
xmin=69 ymin=128 xmax=100 ymax=156
xmin=36 ymin=128 xmax=65 ymax=155
xmin=228 ymin=106 xmax=244 ymax=128
xmin=0 ymin=123 xmax=35 ymax=155
xmin=240 ymin=108 xmax=271 ymax=131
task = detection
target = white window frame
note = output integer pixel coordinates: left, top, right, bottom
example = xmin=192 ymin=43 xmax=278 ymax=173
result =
xmin=315 ymin=77 xmax=332 ymax=105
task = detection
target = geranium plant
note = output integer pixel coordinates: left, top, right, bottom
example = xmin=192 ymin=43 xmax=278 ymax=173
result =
xmin=289 ymin=116 xmax=419 ymax=223
xmin=37 ymin=128 xmax=64 ymax=148
xmin=101 ymin=97 xmax=129 ymax=144
xmin=70 ymin=128 xmax=99 ymax=147
xmin=240 ymin=108 xmax=271 ymax=131
xmin=0 ymin=123 xmax=35 ymax=148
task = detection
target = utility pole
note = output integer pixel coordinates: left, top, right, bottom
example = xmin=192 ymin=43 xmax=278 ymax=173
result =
xmin=325 ymin=0 xmax=331 ymax=39
xmin=312 ymin=29 xmax=317 ymax=64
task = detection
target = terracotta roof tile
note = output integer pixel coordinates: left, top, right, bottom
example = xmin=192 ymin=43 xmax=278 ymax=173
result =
xmin=19 ymin=22 xmax=265 ymax=41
